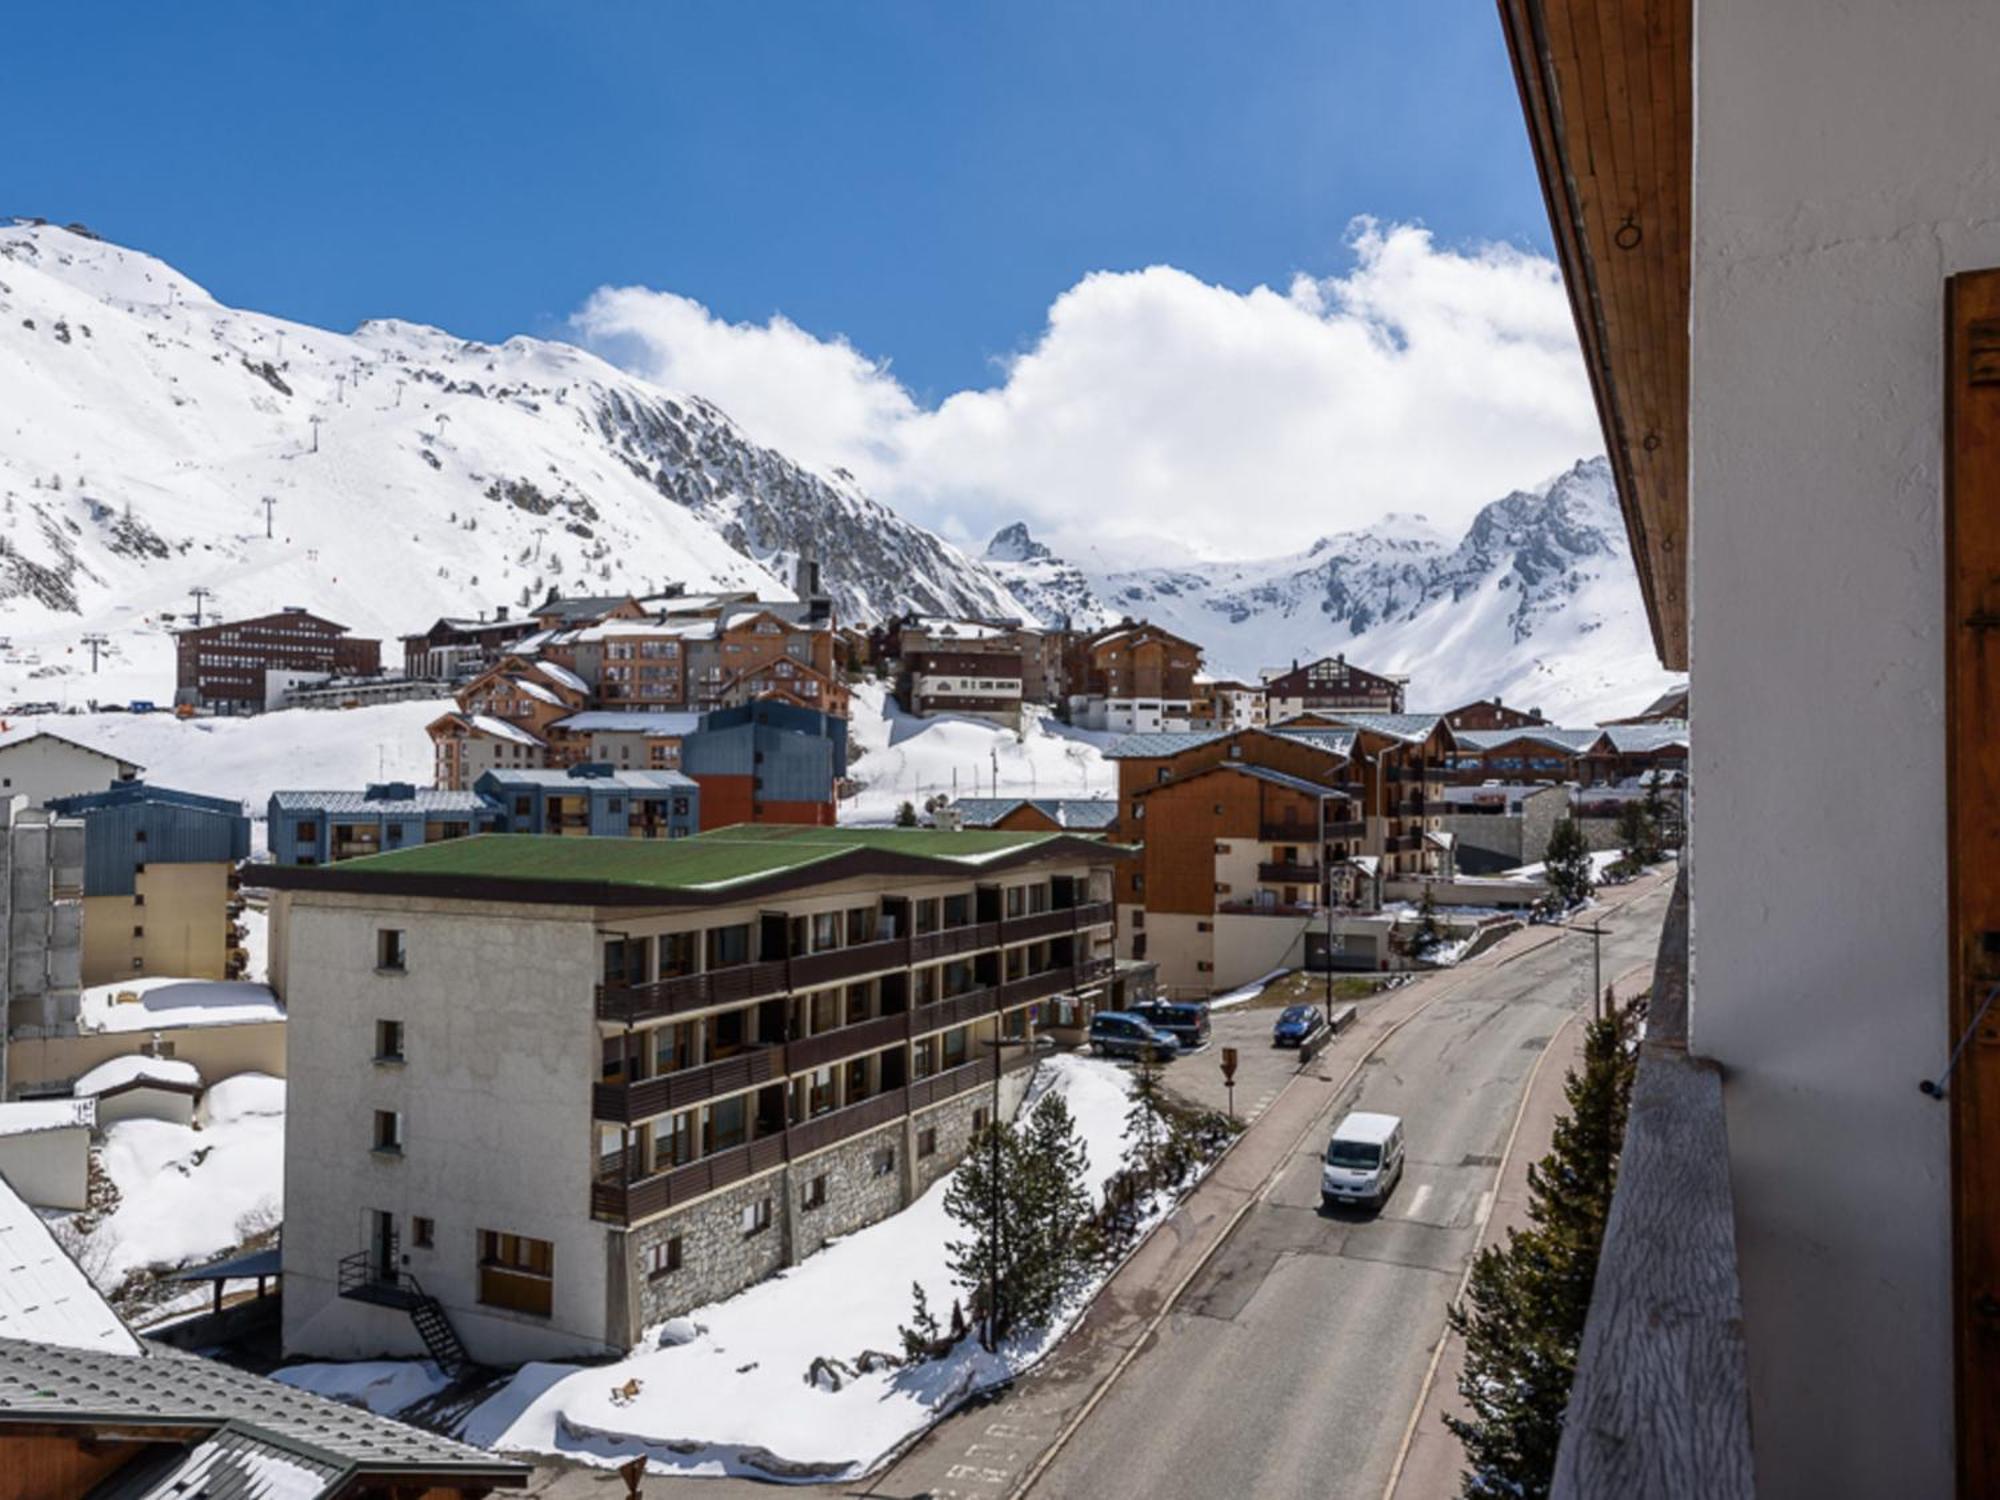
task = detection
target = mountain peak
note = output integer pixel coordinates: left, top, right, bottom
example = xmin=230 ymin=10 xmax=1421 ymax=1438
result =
xmin=985 ymin=521 xmax=1052 ymax=564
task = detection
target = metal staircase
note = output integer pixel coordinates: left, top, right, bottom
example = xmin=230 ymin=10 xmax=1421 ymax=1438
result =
xmin=336 ymin=1251 xmax=472 ymax=1375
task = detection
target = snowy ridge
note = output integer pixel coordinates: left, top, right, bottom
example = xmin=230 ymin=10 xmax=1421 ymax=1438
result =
xmin=983 ymin=457 xmax=1675 ymax=721
xmin=0 ymin=222 xmax=1026 ymax=706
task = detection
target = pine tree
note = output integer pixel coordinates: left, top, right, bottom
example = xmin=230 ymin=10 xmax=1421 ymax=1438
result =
xmin=1014 ymin=1090 xmax=1094 ymax=1324
xmin=1125 ymin=1046 xmax=1172 ymax=1186
xmin=943 ymin=1122 xmax=1016 ymax=1347
xmin=895 ymin=800 xmax=920 ymax=827
xmin=1445 ymin=1010 xmax=1637 ymax=1499
xmin=1540 ymin=816 xmax=1595 ymax=912
xmin=1412 ymin=882 xmax=1446 ymax=957
xmin=1614 ymin=801 xmax=1657 ymax=876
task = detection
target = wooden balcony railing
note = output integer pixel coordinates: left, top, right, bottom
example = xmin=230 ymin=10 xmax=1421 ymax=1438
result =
xmin=786 ymin=1010 xmax=910 ymax=1074
xmin=789 ymin=935 xmax=911 ymax=989
xmin=1550 ymin=870 xmax=1754 ymax=1500
xmin=913 ymin=987 xmax=998 ymax=1034
xmin=1258 ymin=860 xmax=1322 ymax=883
xmin=911 ymin=921 xmax=1002 ymax=963
xmin=593 ymin=1058 xmax=1002 ymax=1222
xmin=592 ymin=1045 xmax=781 ymax=1124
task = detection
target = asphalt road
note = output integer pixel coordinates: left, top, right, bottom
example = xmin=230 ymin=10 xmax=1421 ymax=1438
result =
xmin=1025 ymin=879 xmax=1673 ymax=1500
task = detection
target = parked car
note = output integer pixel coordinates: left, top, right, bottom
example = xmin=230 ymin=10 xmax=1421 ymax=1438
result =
xmin=1130 ymin=1000 xmax=1211 ymax=1051
xmin=1321 ymin=1110 xmax=1406 ymax=1211
xmin=1088 ymin=1011 xmax=1182 ymax=1062
xmin=1272 ymin=1003 xmax=1330 ymax=1049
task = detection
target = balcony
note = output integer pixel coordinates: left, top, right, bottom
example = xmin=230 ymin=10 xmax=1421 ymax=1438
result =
xmin=786 ymin=1009 xmax=910 ymax=1073
xmin=336 ymin=1249 xmax=420 ymax=1310
xmin=1549 ymin=872 xmax=1753 ymax=1498
xmin=592 ymin=1044 xmax=782 ymax=1124
xmin=910 ymin=921 xmax=1002 ymax=963
xmin=913 ymin=987 xmax=998 ymax=1033
xmin=999 ymin=902 xmax=1113 ymax=943
xmin=790 ymin=935 xmax=911 ymax=989
xmin=1258 ymin=860 xmax=1321 ymax=884
xmin=1218 ymin=900 xmax=1318 ymax=918
xmin=1259 ymin=822 xmax=1362 ymax=844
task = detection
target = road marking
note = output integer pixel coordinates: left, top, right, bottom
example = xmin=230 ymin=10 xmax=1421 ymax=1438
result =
xmin=1378 ymin=1009 xmax=1581 ymax=1500
xmin=1405 ymin=1183 xmax=1434 ymax=1220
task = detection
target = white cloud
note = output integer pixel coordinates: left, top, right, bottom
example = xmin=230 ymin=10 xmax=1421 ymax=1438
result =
xmin=573 ymin=222 xmax=1600 ymax=559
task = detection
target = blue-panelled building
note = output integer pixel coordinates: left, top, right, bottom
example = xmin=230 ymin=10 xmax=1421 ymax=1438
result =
xmin=45 ymin=783 xmax=251 ymax=897
xmin=267 ymin=767 xmax=699 ymax=866
xmin=679 ymin=700 xmax=841 ymax=826
xmin=266 ymin=785 xmax=502 ymax=866
xmin=44 ymin=782 xmax=253 ymax=984
xmin=473 ymin=765 xmax=699 ymax=838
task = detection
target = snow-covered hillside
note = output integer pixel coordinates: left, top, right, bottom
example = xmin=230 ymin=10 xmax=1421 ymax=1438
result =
xmin=986 ymin=458 xmax=1676 ymax=722
xmin=0 ymin=222 xmax=1024 ymax=707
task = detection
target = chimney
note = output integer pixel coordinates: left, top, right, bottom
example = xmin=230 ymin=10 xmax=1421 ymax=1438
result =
xmin=1495 ymin=695 xmax=1502 ymax=708
xmin=496 ymin=605 xmax=509 ymax=622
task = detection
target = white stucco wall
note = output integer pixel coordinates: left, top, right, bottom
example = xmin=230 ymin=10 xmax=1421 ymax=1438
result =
xmin=0 ymin=738 xmax=136 ymax=808
xmin=0 ymin=1126 xmax=90 ymax=1210
xmin=280 ymin=893 xmax=612 ymax=1365
xmin=1690 ymin=4 xmax=2000 ymax=1491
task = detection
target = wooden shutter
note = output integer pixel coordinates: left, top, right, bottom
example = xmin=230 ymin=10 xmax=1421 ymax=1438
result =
xmin=1945 ymin=268 xmax=2000 ymax=1495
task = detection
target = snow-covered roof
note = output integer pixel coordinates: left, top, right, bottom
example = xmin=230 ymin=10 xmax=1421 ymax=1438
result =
xmin=465 ymin=713 xmax=545 ymax=747
xmin=948 ymin=798 xmax=1120 ymax=830
xmin=1291 ymin=711 xmax=1445 ymax=744
xmin=1270 ymin=727 xmax=1358 ymax=758
xmin=271 ymin=788 xmax=489 ymax=816
xmin=1103 ymin=729 xmax=1232 ymax=760
xmin=0 ymin=1176 xmax=140 ymax=1355
xmin=573 ymin=618 xmax=716 ymax=642
xmin=73 ymin=1054 xmax=202 ymax=1097
xmin=534 ymin=659 xmax=588 ymax=694
xmin=476 ymin=767 xmax=696 ymax=791
xmin=0 ymin=1099 xmax=95 ymax=1137
xmin=0 ymin=728 xmax=142 ymax=771
xmin=513 ymin=677 xmax=564 ymax=706
xmin=1455 ymin=727 xmax=1608 ymax=754
xmin=1602 ymin=721 xmax=1690 ymax=753
xmin=78 ymin=977 xmax=284 ymax=1035
xmin=554 ymin=710 xmax=703 ymax=735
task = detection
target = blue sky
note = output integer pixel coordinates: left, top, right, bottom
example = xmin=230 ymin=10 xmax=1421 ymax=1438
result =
xmin=8 ymin=1 xmax=1548 ymax=403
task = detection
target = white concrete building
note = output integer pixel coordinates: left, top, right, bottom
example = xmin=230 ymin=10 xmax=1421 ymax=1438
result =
xmin=0 ymin=731 xmax=140 ymax=809
xmin=0 ymin=1098 xmax=94 ymax=1211
xmin=267 ymin=827 xmax=1119 ymax=1366
xmin=1500 ymin=1 xmax=2000 ymax=1492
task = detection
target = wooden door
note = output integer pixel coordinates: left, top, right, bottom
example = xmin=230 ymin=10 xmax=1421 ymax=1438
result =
xmin=1945 ymin=269 xmax=2000 ymax=1496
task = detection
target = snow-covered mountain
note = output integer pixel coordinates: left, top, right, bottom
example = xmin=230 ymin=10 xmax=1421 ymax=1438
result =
xmin=0 ymin=222 xmax=1025 ymax=705
xmin=984 ymin=458 xmax=1677 ymax=722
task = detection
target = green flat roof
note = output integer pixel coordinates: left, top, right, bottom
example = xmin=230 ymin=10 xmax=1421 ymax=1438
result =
xmin=310 ymin=824 xmax=1118 ymax=898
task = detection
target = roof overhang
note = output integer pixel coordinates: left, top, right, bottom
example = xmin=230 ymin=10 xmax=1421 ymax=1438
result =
xmin=1498 ymin=0 xmax=1692 ymax=669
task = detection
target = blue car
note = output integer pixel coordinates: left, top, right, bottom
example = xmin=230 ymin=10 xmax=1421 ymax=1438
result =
xmin=1272 ymin=1003 xmax=1330 ymax=1049
xmin=1088 ymin=1011 xmax=1182 ymax=1062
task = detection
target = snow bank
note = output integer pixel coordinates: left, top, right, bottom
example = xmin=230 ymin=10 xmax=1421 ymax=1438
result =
xmin=79 ymin=976 xmax=283 ymax=1034
xmin=88 ymin=1077 xmax=285 ymax=1285
xmin=464 ymin=1054 xmax=1140 ymax=1481
xmin=841 ymin=684 xmax=1116 ymax=826
xmin=73 ymin=1054 xmax=200 ymax=1096
xmin=1501 ymin=849 xmax=1629 ymax=882
xmin=273 ymin=1360 xmax=453 ymax=1415
xmin=1208 ymin=969 xmax=1289 ymax=1011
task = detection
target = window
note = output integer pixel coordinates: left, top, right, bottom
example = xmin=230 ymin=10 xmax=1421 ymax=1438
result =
xmin=1196 ymin=921 xmax=1213 ymax=934
xmin=742 ymin=1197 xmax=773 ymax=1236
xmin=645 ymin=1235 xmax=683 ymax=1280
xmin=375 ymin=1019 xmax=405 ymax=1062
xmin=972 ymin=1107 xmax=990 ymax=1133
xmin=872 ymin=1147 xmax=896 ymax=1178
xmin=131 ymin=925 xmax=144 ymax=938
xmin=376 ymin=929 xmax=407 ymax=972
xmin=133 ymin=893 xmax=144 ymax=908
xmin=134 ymin=829 xmax=147 ymax=845
xmin=1132 ymin=910 xmax=1145 ymax=929
xmin=918 ymin=1127 xmax=939 ymax=1159
xmin=803 ymin=1174 xmax=828 ymax=1211
xmin=372 ymin=1110 xmax=404 ymax=1154
xmin=478 ymin=1229 xmax=554 ymax=1316
xmin=411 ymin=1215 xmax=435 ymax=1249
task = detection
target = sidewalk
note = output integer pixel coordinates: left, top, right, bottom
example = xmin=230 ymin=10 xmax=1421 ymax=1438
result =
xmin=1384 ymin=934 xmax=1660 ymax=1500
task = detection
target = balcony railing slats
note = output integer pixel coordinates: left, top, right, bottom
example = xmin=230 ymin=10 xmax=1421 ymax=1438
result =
xmin=1551 ymin=870 xmax=1755 ymax=1500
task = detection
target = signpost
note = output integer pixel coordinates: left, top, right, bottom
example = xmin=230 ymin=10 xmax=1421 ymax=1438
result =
xmin=1220 ymin=1045 xmax=1239 ymax=1120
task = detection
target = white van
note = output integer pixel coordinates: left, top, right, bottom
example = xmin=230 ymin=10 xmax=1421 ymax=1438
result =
xmin=1321 ymin=1110 xmax=1405 ymax=1210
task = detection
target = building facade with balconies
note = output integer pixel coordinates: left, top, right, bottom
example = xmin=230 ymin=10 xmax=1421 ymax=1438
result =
xmin=266 ymin=826 xmax=1122 ymax=1365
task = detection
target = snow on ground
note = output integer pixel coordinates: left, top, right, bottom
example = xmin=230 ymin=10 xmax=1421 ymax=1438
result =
xmin=78 ymin=975 xmax=283 ymax=1034
xmin=464 ymin=1054 xmax=1144 ymax=1481
xmin=83 ymin=1072 xmax=285 ymax=1287
xmin=0 ymin=702 xmax=442 ymax=810
xmin=1209 ymin=969 xmax=1288 ymax=1011
xmin=840 ymin=683 xmax=1116 ymax=826
xmin=237 ymin=903 xmax=270 ymax=983
xmin=273 ymin=1360 xmax=454 ymax=1416
xmin=1501 ymin=849 xmax=1632 ymax=882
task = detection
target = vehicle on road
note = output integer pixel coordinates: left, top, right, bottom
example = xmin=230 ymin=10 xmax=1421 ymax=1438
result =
xmin=1321 ymin=1110 xmax=1405 ymax=1211
xmin=1130 ymin=999 xmax=1210 ymax=1050
xmin=1271 ymin=1003 xmax=1330 ymax=1049
xmin=1088 ymin=1011 xmax=1181 ymax=1062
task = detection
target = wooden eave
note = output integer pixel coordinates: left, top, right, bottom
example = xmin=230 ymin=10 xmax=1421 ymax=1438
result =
xmin=1498 ymin=0 xmax=1692 ymax=670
